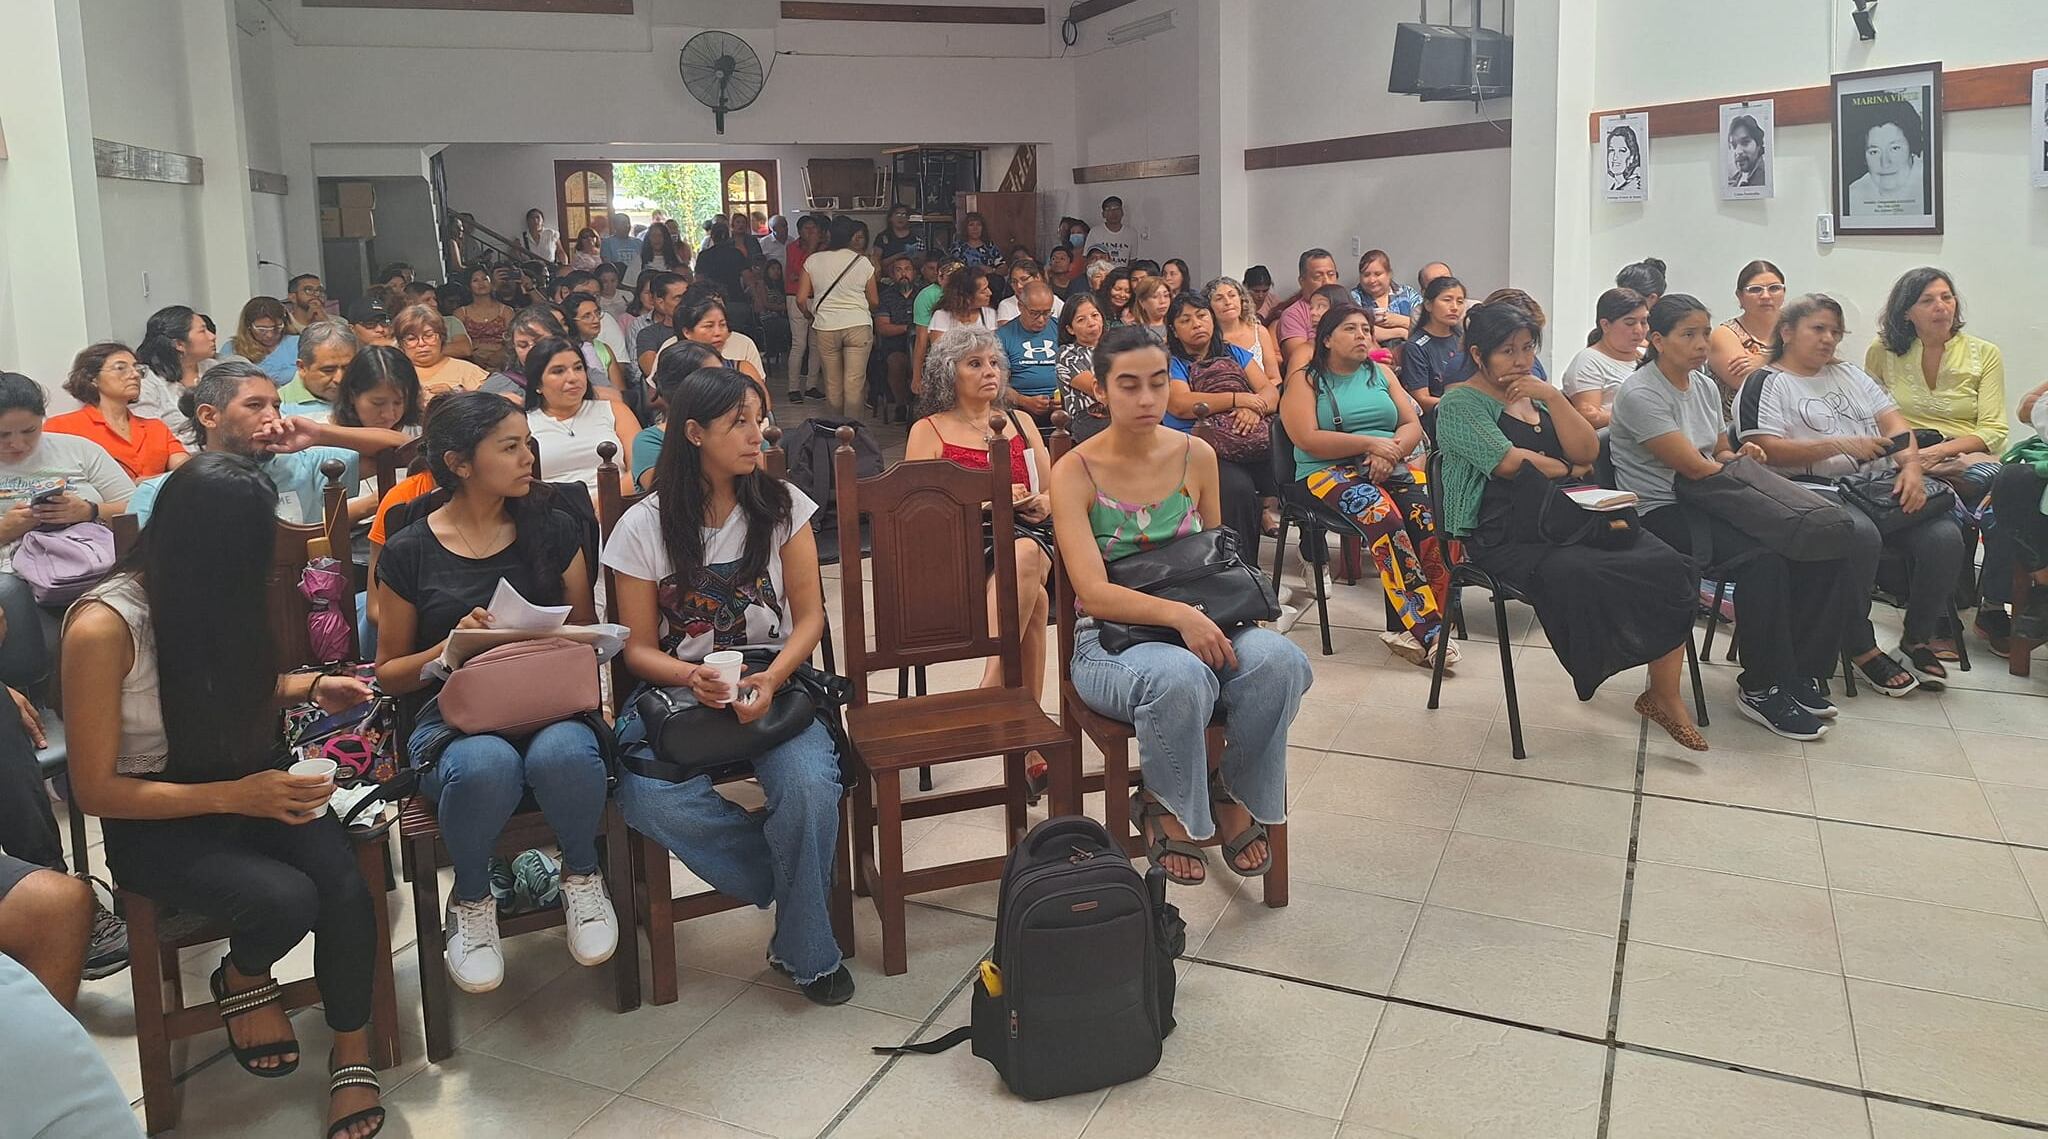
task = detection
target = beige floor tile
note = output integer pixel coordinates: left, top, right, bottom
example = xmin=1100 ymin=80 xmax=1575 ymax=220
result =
xmin=1642 ymin=746 xmax=1814 ymax=813
xmin=1335 ymin=704 xmax=1493 ymax=768
xmin=1818 ymin=822 xmax=2040 ymax=918
xmin=1196 ymin=881 xmax=1419 ymax=993
xmin=1819 ymin=675 xmax=1953 ymax=728
xmin=1604 ymin=1049 xmax=1871 ymax=1138
xmin=1348 ymin=653 xmax=1509 ymax=720
xmin=1866 ymin=1099 xmax=2044 ymax=1138
xmin=1288 ymin=745 xmax=1331 ymax=809
xmin=2016 ymin=848 xmax=2048 ymax=916
xmin=1452 ymin=773 xmax=1634 ymax=856
xmin=1981 ymin=781 xmax=2048 ymax=846
xmin=1151 ymin=964 xmax=1384 ymax=1118
xmin=1806 ymin=761 xmax=2002 ymax=840
xmin=1495 ymin=673 xmax=1652 ymax=743
xmin=752 ymin=899 xmax=995 ymax=1021
xmin=1084 ymin=1077 xmax=1341 ymax=1139
xmin=1847 ymin=979 xmax=2048 ymax=1122
xmin=1940 ymin=687 xmax=2048 ymax=738
xmin=1474 ymin=722 xmax=1643 ymax=790
xmin=1344 ymin=1004 xmax=1604 ymax=1138
xmin=1423 ymin=832 xmax=1625 ymax=934
xmin=833 ymin=988 xmax=1104 ymax=1139
xmin=1390 ymin=906 xmax=1616 ymax=1037
xmin=1627 ymin=862 xmax=1842 ymax=972
xmin=1635 ymin=797 xmax=1826 ymax=885
xmin=627 ymin=985 xmax=914 ymax=1139
xmin=1807 ymin=717 xmax=1971 ymax=777
xmin=1283 ymin=807 xmax=1449 ymax=903
xmin=379 ymin=1052 xmax=617 ymax=1139
xmin=1289 ymin=696 xmax=1367 ymax=752
xmin=1291 ymin=752 xmax=1472 ymax=830
xmin=643 ymin=898 xmax=780 ymax=985
xmin=569 ymin=1095 xmax=774 ymax=1138
xmin=1831 ymin=892 xmax=2048 ymax=1010
xmin=1617 ymin=942 xmax=1859 ymax=1084
xmin=465 ymin=963 xmax=746 ymax=1090
xmin=1957 ymin=730 xmax=2048 ymax=789
xmin=146 ymin=1010 xmax=430 ymax=1139
xmin=386 ymin=930 xmax=582 ymax=1049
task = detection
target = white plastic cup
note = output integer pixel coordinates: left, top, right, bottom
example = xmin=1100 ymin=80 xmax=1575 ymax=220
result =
xmin=289 ymin=757 xmax=338 ymax=784
xmin=701 ymin=650 xmax=745 ymax=702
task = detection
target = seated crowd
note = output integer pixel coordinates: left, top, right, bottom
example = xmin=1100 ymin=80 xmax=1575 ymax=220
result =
xmin=3 ymin=195 xmax=2040 ymax=1138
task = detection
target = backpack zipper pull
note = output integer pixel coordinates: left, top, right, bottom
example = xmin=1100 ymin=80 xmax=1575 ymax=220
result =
xmin=1009 ymin=1010 xmax=1019 ymax=1038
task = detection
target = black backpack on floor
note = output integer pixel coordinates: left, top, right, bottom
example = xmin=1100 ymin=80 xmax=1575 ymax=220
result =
xmin=877 ymin=815 xmax=1185 ymax=1100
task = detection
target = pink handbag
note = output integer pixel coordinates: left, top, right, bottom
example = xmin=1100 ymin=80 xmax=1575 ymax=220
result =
xmin=437 ymin=637 xmax=600 ymax=738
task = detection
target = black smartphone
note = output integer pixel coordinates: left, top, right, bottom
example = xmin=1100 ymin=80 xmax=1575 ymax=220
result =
xmin=1878 ymin=431 xmax=1913 ymax=457
xmin=27 ymin=484 xmax=64 ymax=506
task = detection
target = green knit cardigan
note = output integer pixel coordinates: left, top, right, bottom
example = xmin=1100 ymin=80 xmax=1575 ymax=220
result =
xmin=1434 ymin=384 xmax=1560 ymax=538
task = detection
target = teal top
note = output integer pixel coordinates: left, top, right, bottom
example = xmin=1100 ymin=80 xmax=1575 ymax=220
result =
xmin=1079 ymin=442 xmax=1202 ymax=563
xmin=1293 ymin=362 xmax=1400 ymax=481
xmin=1434 ymin=384 xmax=1566 ymax=538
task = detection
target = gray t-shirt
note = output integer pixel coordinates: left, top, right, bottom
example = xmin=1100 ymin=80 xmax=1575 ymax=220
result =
xmin=1610 ymin=364 xmax=1728 ymax=513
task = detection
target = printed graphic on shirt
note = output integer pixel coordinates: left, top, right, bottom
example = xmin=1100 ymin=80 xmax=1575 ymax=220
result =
xmin=0 ymin=476 xmax=66 ymax=509
xmin=658 ymin=557 xmax=782 ymax=652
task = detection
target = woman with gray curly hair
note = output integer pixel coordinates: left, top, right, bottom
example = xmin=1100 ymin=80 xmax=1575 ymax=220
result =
xmin=905 ymin=325 xmax=1057 ymax=796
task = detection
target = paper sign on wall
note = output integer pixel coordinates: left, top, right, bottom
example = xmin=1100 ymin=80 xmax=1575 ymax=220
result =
xmin=1720 ymin=100 xmax=1775 ymax=201
xmin=1599 ymin=112 xmax=1649 ymax=203
xmin=2032 ymin=68 xmax=2048 ymax=189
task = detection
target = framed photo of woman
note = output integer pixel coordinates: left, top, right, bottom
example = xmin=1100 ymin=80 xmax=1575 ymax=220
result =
xmin=1832 ymin=62 xmax=1944 ymax=235
xmin=1598 ymin=112 xmax=1649 ymax=204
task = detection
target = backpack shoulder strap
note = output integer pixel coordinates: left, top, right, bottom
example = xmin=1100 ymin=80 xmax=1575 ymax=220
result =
xmin=873 ymin=1026 xmax=972 ymax=1057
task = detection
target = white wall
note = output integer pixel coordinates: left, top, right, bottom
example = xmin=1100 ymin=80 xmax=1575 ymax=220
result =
xmin=1579 ymin=0 xmax=2048 ymax=419
xmin=1066 ymin=0 xmax=1200 ymax=263
xmin=1246 ymin=0 xmax=1513 ymax=294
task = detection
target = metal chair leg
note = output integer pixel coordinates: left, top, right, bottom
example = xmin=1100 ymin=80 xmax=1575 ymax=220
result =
xmin=1700 ymin=579 xmax=1726 ymax=661
xmin=1952 ymin=604 xmax=1972 ymax=672
xmin=1840 ymin=649 xmax=1859 ymax=697
xmin=1495 ymin=592 xmax=1524 ymax=760
xmin=1685 ymin=628 xmax=1709 ymax=727
xmin=1308 ymin=530 xmax=1334 ymax=656
xmin=1270 ymin=513 xmax=1291 ymax=595
xmin=1428 ymin=590 xmax=1452 ymax=710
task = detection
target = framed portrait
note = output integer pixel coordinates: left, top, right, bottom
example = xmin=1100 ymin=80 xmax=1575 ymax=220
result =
xmin=1832 ymin=62 xmax=1943 ymax=235
xmin=1719 ymin=99 xmax=1774 ymax=201
xmin=2031 ymin=67 xmax=2047 ymax=189
xmin=1598 ymin=111 xmax=1649 ymax=204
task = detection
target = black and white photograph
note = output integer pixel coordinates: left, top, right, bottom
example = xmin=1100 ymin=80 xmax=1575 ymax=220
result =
xmin=2032 ymin=65 xmax=2048 ymax=188
xmin=1599 ymin=111 xmax=1649 ymax=203
xmin=1832 ymin=62 xmax=1944 ymax=234
xmin=1719 ymin=99 xmax=1774 ymax=200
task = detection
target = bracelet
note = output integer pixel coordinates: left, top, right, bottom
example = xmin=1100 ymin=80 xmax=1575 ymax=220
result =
xmin=309 ymin=674 xmax=324 ymax=704
xmin=88 ymin=501 xmax=99 ymax=522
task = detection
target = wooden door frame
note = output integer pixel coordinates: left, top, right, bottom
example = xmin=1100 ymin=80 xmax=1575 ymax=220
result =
xmin=719 ymin=160 xmax=779 ymax=222
xmin=553 ymin=161 xmax=615 ymax=248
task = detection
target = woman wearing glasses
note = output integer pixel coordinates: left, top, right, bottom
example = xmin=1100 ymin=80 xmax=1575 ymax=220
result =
xmin=1708 ymin=260 xmax=1786 ymax=411
xmin=228 ymin=298 xmax=301 ymax=385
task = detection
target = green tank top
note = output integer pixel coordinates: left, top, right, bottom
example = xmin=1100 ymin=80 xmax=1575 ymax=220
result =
xmin=1079 ymin=440 xmax=1203 ymax=563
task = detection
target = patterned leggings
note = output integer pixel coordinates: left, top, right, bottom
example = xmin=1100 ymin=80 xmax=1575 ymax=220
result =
xmin=1301 ymin=461 xmax=1449 ymax=642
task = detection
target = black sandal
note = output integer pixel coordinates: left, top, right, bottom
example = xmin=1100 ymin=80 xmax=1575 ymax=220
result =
xmin=1855 ymin=651 xmax=1923 ymax=697
xmin=1900 ymin=642 xmax=1949 ymax=681
xmin=1207 ymin=771 xmax=1273 ymax=877
xmin=327 ymin=1054 xmax=386 ymax=1139
xmin=1131 ymin=791 xmax=1208 ymax=886
xmin=208 ymin=961 xmax=299 ymax=1078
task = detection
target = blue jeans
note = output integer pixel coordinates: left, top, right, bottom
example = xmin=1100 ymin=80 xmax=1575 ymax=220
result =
xmin=412 ymin=706 xmax=609 ymax=903
xmin=615 ymin=702 xmax=845 ymax=984
xmin=1068 ymin=624 xmax=1310 ymax=841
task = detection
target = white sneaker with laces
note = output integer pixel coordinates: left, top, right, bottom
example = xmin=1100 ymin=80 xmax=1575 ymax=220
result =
xmin=559 ymin=872 xmax=618 ymax=967
xmin=445 ymin=897 xmax=504 ymax=994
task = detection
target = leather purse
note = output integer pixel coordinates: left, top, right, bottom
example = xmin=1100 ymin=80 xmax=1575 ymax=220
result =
xmin=1834 ymin=467 xmax=1957 ymax=537
xmin=627 ymin=649 xmax=851 ymax=783
xmin=1095 ymin=527 xmax=1280 ymax=654
xmin=1503 ymin=467 xmax=1640 ymax=550
xmin=438 ymin=637 xmax=601 ymax=738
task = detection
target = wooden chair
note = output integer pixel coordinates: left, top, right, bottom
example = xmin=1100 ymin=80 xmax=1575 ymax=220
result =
xmin=120 ymin=463 xmax=402 ymax=1134
xmin=834 ymin=418 xmax=1078 ymax=975
xmin=1045 ymin=416 xmax=1288 ymax=908
xmin=370 ymin=437 xmax=424 ymax=500
xmin=398 ymin=463 xmax=641 ymax=1059
xmin=592 ymin=441 xmax=854 ymax=1006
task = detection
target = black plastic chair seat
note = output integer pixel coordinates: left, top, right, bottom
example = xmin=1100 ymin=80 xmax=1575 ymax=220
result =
xmin=34 ymin=714 xmax=67 ymax=778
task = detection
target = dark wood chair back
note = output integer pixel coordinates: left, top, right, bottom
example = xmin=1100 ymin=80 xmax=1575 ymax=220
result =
xmin=763 ymin=424 xmax=789 ymax=479
xmin=269 ymin=459 xmax=355 ymax=667
xmin=372 ymin=438 xmax=424 ymax=500
xmin=595 ymin=440 xmax=652 ymax=700
xmin=834 ymin=416 xmax=1022 ymax=700
xmin=109 ymin=512 xmax=141 ymax=559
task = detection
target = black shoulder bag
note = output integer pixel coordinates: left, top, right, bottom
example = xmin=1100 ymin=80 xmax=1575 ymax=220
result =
xmin=1094 ymin=527 xmax=1280 ymax=653
xmin=626 ymin=648 xmax=852 ymax=784
xmin=1502 ymin=466 xmax=1641 ymax=550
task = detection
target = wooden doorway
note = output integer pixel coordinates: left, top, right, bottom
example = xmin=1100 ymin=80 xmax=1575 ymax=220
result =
xmin=720 ymin=161 xmax=778 ymax=226
xmin=555 ymin=161 xmax=614 ymax=245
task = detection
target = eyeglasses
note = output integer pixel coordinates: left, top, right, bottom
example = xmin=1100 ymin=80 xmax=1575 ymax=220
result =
xmin=1741 ymin=283 xmax=1788 ymax=297
xmin=250 ymin=323 xmax=285 ymax=335
xmin=400 ymin=332 xmax=440 ymax=346
xmin=1023 ymin=308 xmax=1053 ymax=319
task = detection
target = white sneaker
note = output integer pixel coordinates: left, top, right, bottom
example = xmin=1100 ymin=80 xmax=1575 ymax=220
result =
xmin=559 ymin=872 xmax=618 ymax=967
xmin=445 ymin=897 xmax=504 ymax=994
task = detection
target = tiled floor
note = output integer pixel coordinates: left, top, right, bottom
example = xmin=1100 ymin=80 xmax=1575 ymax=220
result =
xmin=58 ymin=424 xmax=2048 ymax=1135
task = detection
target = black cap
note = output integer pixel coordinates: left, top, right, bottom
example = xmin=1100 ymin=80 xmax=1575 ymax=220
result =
xmin=346 ymin=296 xmax=391 ymax=325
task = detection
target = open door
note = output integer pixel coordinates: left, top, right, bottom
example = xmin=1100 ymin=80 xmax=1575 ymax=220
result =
xmin=556 ymin=161 xmax=614 ymax=243
xmin=720 ymin=161 xmax=777 ymax=225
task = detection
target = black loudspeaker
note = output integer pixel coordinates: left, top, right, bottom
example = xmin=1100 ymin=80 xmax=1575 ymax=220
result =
xmin=1389 ymin=22 xmax=1513 ymax=101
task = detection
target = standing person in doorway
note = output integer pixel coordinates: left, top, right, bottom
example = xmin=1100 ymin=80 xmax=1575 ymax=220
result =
xmin=783 ymin=215 xmax=825 ymax=404
xmin=517 ymin=208 xmax=568 ymax=267
xmin=601 ymin=211 xmax=642 ymax=271
xmin=796 ymin=216 xmax=881 ymax=419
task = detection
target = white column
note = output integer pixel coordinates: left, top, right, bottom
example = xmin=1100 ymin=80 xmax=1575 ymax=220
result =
xmin=1197 ymin=0 xmax=1251 ymax=282
xmin=182 ymin=0 xmax=261 ymax=317
xmin=1507 ymin=0 xmax=1599 ymax=346
xmin=0 ymin=0 xmax=110 ymax=383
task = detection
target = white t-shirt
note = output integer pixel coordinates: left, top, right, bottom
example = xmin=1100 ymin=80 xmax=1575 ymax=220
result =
xmin=599 ymin=483 xmax=818 ymax=661
xmin=517 ymin=227 xmax=561 ymax=260
xmin=0 ymin=433 xmax=135 ymax=572
xmin=133 ymin=367 xmax=196 ymax=445
xmin=1560 ymin=346 xmax=1641 ymax=406
xmin=1094 ymin=225 xmax=1135 ymax=266
xmin=928 ymin=307 xmax=998 ymax=336
xmin=1735 ymin=361 xmax=1897 ymax=479
xmin=995 ymin=295 xmax=1065 ymax=324
xmin=528 ymin=399 xmax=618 ymax=500
xmin=655 ymin=330 xmax=764 ymax=378
xmin=803 ymin=249 xmax=877 ymax=332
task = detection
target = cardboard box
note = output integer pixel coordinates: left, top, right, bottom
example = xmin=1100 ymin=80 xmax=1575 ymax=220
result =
xmin=336 ymin=181 xmax=375 ymax=209
xmin=319 ymin=207 xmax=343 ymax=240
xmin=338 ymin=207 xmax=375 ymax=239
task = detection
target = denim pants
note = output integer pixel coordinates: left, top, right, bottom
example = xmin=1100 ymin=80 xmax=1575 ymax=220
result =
xmin=615 ymin=702 xmax=844 ymax=984
xmin=412 ymin=706 xmax=609 ymax=903
xmin=1068 ymin=624 xmax=1311 ymax=841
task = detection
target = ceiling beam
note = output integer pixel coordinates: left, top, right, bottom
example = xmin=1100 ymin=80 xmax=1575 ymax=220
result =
xmin=780 ymin=2 xmax=1045 ymax=24
xmin=1065 ymin=0 xmax=1139 ymax=23
xmin=302 ymin=0 xmax=632 ymax=11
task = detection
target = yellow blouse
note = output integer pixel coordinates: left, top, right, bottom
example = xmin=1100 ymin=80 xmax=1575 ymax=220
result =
xmin=1864 ymin=331 xmax=2006 ymax=454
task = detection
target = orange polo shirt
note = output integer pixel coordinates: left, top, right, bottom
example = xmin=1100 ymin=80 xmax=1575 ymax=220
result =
xmin=368 ymin=470 xmax=439 ymax=546
xmin=44 ymin=405 xmax=185 ymax=480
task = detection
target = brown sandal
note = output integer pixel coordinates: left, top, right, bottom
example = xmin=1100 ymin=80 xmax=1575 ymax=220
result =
xmin=1635 ymin=693 xmax=1707 ymax=752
